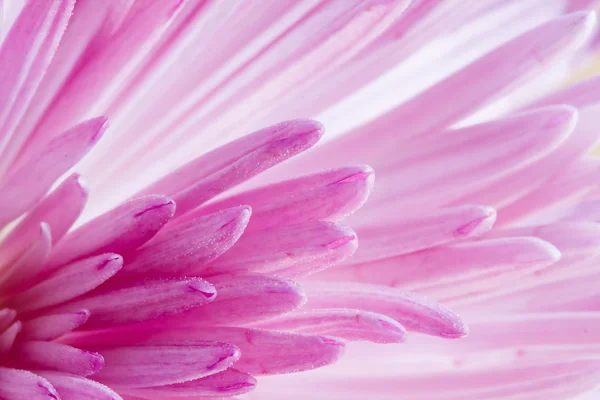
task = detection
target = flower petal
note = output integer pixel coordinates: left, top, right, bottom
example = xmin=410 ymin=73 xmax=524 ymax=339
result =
xmin=45 ymin=195 xmax=175 ymax=270
xmin=204 ymin=221 xmax=357 ymax=278
xmin=0 ymin=117 xmax=107 ymax=227
xmin=0 ymin=368 xmax=60 ymax=400
xmin=13 ymin=341 xmax=103 ymax=376
xmin=47 ymin=278 xmax=216 ymax=329
xmin=21 ymin=310 xmax=90 ymax=341
xmin=303 ymin=282 xmax=468 ymax=338
xmin=91 ymin=343 xmax=240 ymax=388
xmin=35 ymin=371 xmax=123 ymax=400
xmin=9 ymin=254 xmax=123 ymax=312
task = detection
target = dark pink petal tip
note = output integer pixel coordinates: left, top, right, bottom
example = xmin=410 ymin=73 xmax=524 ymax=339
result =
xmin=187 ymin=281 xmax=217 ymax=298
xmin=454 ymin=207 xmax=496 ymax=236
xmin=330 ymin=165 xmax=375 ymax=185
xmin=134 ymin=199 xmax=176 ymax=217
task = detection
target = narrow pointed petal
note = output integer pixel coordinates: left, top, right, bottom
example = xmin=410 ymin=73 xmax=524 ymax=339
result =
xmin=192 ymin=166 xmax=374 ymax=232
xmin=0 ymin=174 xmax=87 ymax=263
xmin=14 ymin=341 xmax=103 ymax=376
xmin=498 ymin=158 xmax=600 ymax=224
xmin=0 ymin=0 xmax=73 ymax=153
xmin=487 ymin=222 xmax=600 ymax=262
xmin=297 ymin=11 xmax=596 ymax=171
xmin=45 ymin=195 xmax=175 ymax=270
xmin=167 ymin=274 xmax=306 ymax=326
xmin=254 ymin=309 xmax=407 ymax=344
xmin=21 ymin=310 xmax=90 ymax=341
xmin=304 ymin=282 xmax=468 ymax=338
xmin=124 ymin=369 xmax=255 ymax=399
xmin=36 ymin=371 xmax=123 ymax=400
xmin=0 ymin=321 xmax=21 ymax=354
xmin=354 ymin=106 xmax=576 ymax=213
xmin=0 ymin=0 xmax=75 ymax=174
xmin=349 ymin=205 xmax=496 ymax=264
xmin=47 ymin=278 xmax=216 ymax=328
xmin=0 ymin=368 xmax=60 ymax=400
xmin=0 ymin=117 xmax=107 ymax=227
xmin=204 ymin=221 xmax=357 ymax=277
xmin=453 ymin=104 xmax=600 ymax=209
xmin=118 ymin=206 xmax=250 ymax=279
xmin=28 ymin=0 xmax=185 ymax=155
xmin=140 ymin=119 xmax=323 ymax=217
xmin=9 ymin=254 xmax=123 ymax=312
xmin=318 ymin=237 xmax=561 ymax=288
xmin=91 ymin=343 xmax=240 ymax=389
xmin=0 ymin=223 xmax=52 ymax=292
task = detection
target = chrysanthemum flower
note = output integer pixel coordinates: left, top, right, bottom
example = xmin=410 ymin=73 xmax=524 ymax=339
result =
xmin=1 ymin=0 xmax=600 ymax=399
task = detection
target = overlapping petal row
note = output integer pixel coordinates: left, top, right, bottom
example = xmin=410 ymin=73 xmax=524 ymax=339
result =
xmin=0 ymin=1 xmax=600 ymax=400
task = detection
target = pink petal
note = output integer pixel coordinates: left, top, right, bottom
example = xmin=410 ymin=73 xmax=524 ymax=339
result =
xmin=529 ymin=74 xmax=600 ymax=109
xmin=498 ymin=158 xmax=600 ymax=225
xmin=45 ymin=195 xmax=175 ymax=271
xmin=454 ymin=104 xmax=600 ymax=209
xmin=91 ymin=343 xmax=240 ymax=388
xmin=13 ymin=341 xmax=103 ymax=376
xmin=0 ymin=321 xmax=21 ymax=354
xmin=9 ymin=254 xmax=123 ymax=313
xmin=0 ymin=0 xmax=74 ymax=162
xmin=0 ymin=223 xmax=52 ymax=293
xmin=0 ymin=173 xmax=87 ymax=263
xmin=318 ymin=237 xmax=560 ymax=289
xmin=303 ymin=282 xmax=468 ymax=338
xmin=140 ymin=119 xmax=323 ymax=217
xmin=348 ymin=205 xmax=497 ymax=264
xmin=167 ymin=273 xmax=306 ymax=326
xmin=122 ymin=369 xmax=255 ymax=399
xmin=21 ymin=310 xmax=90 ymax=341
xmin=0 ymin=368 xmax=60 ymax=400
xmin=25 ymin=0 xmax=185 ymax=161
xmin=349 ymin=106 xmax=576 ymax=215
xmin=0 ymin=117 xmax=107 ymax=227
xmin=254 ymin=308 xmax=407 ymax=344
xmin=47 ymin=278 xmax=216 ymax=329
xmin=190 ymin=165 xmax=374 ymax=232
xmin=0 ymin=308 xmax=17 ymax=332
xmin=35 ymin=371 xmax=123 ymax=400
xmin=305 ymin=11 xmax=596 ymax=172
xmin=204 ymin=221 xmax=357 ymax=278
xmin=117 ymin=206 xmax=250 ymax=279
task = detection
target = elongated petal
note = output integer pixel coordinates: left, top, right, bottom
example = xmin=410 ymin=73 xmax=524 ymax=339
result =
xmin=124 ymin=369 xmax=255 ymax=399
xmin=166 ymin=274 xmax=306 ymax=326
xmin=141 ymin=119 xmax=323 ymax=217
xmin=48 ymin=278 xmax=216 ymax=329
xmin=0 ymin=174 xmax=87 ymax=263
xmin=46 ymin=195 xmax=175 ymax=270
xmin=0 ymin=117 xmax=107 ymax=227
xmin=21 ymin=310 xmax=90 ymax=341
xmin=254 ymin=309 xmax=407 ymax=344
xmin=118 ymin=206 xmax=250 ymax=279
xmin=318 ymin=237 xmax=560 ymax=288
xmin=204 ymin=221 xmax=357 ymax=277
xmin=14 ymin=341 xmax=103 ymax=376
xmin=0 ymin=321 xmax=21 ymax=354
xmin=299 ymin=11 xmax=596 ymax=172
xmin=454 ymin=104 xmax=600 ymax=209
xmin=0 ymin=223 xmax=52 ymax=292
xmin=348 ymin=205 xmax=496 ymax=264
xmin=304 ymin=282 xmax=468 ymax=338
xmin=0 ymin=368 xmax=60 ymax=400
xmin=191 ymin=166 xmax=374 ymax=232
xmin=9 ymin=254 xmax=123 ymax=312
xmin=36 ymin=371 xmax=123 ymax=400
xmin=92 ymin=343 xmax=240 ymax=388
xmin=0 ymin=0 xmax=75 ymax=175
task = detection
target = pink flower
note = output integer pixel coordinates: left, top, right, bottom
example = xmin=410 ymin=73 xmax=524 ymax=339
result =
xmin=0 ymin=1 xmax=599 ymax=399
